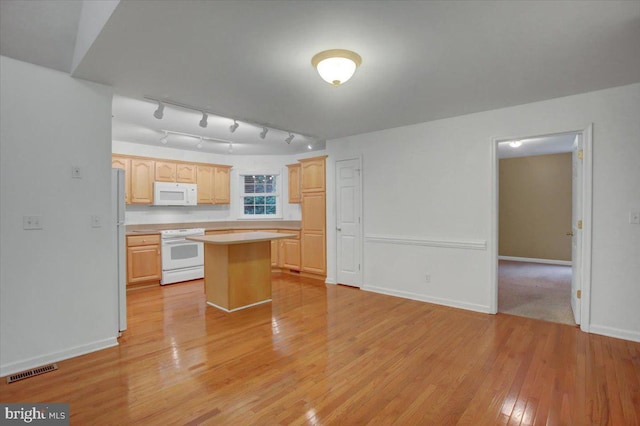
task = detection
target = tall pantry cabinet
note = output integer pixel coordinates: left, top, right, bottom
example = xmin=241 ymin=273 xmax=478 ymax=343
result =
xmin=299 ymin=156 xmax=327 ymax=277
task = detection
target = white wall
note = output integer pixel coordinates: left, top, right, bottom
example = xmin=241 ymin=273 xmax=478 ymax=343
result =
xmin=112 ymin=140 xmax=312 ymax=224
xmin=327 ymin=83 xmax=640 ymax=341
xmin=0 ymin=56 xmax=117 ymax=376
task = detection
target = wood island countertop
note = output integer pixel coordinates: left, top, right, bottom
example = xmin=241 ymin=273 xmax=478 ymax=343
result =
xmin=187 ymin=231 xmax=295 ymax=245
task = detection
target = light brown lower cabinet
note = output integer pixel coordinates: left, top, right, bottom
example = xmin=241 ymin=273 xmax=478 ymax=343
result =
xmin=301 ymin=192 xmax=326 ymax=275
xmin=280 ymin=237 xmax=301 ymax=270
xmin=126 ymin=235 xmax=161 ymax=285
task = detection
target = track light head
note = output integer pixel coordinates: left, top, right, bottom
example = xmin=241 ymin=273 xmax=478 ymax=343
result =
xmin=199 ymin=112 xmax=208 ymax=128
xmin=153 ymin=102 xmax=164 ymax=119
xmin=260 ymin=127 xmax=268 ymax=139
xmin=229 ymin=120 xmax=239 ymax=133
xmin=285 ymin=133 xmax=294 ymax=144
xmin=307 ymin=144 xmax=313 ymax=150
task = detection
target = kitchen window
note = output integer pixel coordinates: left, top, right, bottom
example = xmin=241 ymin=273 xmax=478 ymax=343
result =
xmin=240 ymin=174 xmax=281 ymax=219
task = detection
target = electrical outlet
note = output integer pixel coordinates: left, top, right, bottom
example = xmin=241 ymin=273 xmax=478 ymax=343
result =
xmin=630 ymin=211 xmax=640 ymax=225
xmin=425 ymin=274 xmax=431 ymax=283
xmin=72 ymin=166 xmax=82 ymax=179
xmin=23 ymin=215 xmax=43 ymax=230
xmin=91 ymin=215 xmax=102 ymax=228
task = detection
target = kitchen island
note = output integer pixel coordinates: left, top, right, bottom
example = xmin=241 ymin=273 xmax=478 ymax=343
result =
xmin=187 ymin=232 xmax=294 ymax=312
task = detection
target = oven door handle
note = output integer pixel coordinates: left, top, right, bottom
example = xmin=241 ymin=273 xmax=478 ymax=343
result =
xmin=162 ymin=239 xmax=198 ymax=245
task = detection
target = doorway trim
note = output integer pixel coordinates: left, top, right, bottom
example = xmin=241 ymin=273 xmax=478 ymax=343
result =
xmin=489 ymin=124 xmax=593 ymax=332
xmin=334 ymin=155 xmax=364 ymax=288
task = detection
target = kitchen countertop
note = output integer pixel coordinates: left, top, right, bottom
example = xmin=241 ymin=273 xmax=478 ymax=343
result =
xmin=187 ymin=232 xmax=296 ymax=245
xmin=126 ymin=220 xmax=301 ymax=235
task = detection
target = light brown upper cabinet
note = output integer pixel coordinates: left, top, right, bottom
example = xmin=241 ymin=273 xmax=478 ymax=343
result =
xmin=112 ymin=155 xmax=131 ymax=204
xmin=197 ymin=165 xmax=231 ymax=204
xmin=155 ymin=161 xmax=177 ymax=182
xmin=176 ymin=163 xmax=197 ymax=183
xmin=197 ymin=165 xmax=214 ymax=204
xmin=213 ymin=166 xmax=231 ymax=204
xmin=287 ymin=163 xmax=301 ymax=203
xmin=299 ymin=156 xmax=327 ymax=193
xmin=112 ymin=154 xmax=229 ymax=204
xmin=130 ymin=159 xmax=155 ymax=204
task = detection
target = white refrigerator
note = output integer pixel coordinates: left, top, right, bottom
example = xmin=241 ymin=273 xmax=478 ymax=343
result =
xmin=112 ymin=168 xmax=127 ymax=332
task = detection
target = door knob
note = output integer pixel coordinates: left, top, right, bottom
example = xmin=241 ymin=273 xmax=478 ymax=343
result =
xmin=566 ymin=231 xmax=574 ymax=236
xmin=336 ymin=227 xmax=342 ymax=231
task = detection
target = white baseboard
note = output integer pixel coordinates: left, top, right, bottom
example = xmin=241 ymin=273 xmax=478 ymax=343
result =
xmin=362 ymin=285 xmax=491 ymax=314
xmin=0 ymin=336 xmax=119 ymax=378
xmin=325 ymin=278 xmax=337 ymax=285
xmin=499 ymin=256 xmax=572 ymax=266
xmin=589 ymin=324 xmax=640 ymax=343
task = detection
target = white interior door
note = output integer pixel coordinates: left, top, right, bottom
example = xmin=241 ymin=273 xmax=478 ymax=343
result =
xmin=571 ymin=134 xmax=583 ymax=324
xmin=336 ymin=158 xmax=362 ymax=287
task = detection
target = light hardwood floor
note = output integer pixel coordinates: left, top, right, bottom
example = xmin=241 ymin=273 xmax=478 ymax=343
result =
xmin=1 ymin=274 xmax=639 ymax=425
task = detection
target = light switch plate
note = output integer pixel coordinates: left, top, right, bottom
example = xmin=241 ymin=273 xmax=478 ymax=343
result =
xmin=23 ymin=215 xmax=43 ymax=230
xmin=91 ymin=215 xmax=102 ymax=228
xmin=630 ymin=211 xmax=640 ymax=225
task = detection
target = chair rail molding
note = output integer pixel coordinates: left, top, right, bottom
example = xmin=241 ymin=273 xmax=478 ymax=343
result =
xmin=365 ymin=234 xmax=487 ymax=250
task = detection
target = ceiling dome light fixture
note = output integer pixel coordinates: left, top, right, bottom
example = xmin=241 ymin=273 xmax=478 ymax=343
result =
xmin=311 ymin=49 xmax=362 ymax=86
xmin=260 ymin=127 xmax=268 ymax=139
xmin=509 ymin=140 xmax=523 ymax=148
xmin=229 ymin=120 xmax=239 ymax=133
xmin=199 ymin=112 xmax=208 ymax=128
xmin=285 ymin=133 xmax=295 ymax=144
xmin=153 ymin=101 xmax=165 ymax=119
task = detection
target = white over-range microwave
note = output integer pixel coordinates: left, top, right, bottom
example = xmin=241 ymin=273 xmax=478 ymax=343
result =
xmin=153 ymin=182 xmax=198 ymax=206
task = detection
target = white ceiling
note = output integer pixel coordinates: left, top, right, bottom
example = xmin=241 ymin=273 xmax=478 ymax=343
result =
xmin=497 ymin=132 xmax=577 ymax=159
xmin=2 ymin=1 xmax=639 ymax=155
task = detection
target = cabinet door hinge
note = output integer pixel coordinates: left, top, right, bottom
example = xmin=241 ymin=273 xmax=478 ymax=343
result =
xmin=578 ymin=220 xmax=583 ymax=230
xmin=577 ymin=290 xmax=582 ymax=299
xmin=578 ymin=149 xmax=584 ymax=160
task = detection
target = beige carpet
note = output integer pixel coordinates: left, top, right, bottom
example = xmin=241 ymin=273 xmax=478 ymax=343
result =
xmin=498 ymin=260 xmax=576 ymax=325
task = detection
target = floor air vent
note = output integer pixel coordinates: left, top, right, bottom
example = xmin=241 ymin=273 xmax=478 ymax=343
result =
xmin=6 ymin=363 xmax=58 ymax=384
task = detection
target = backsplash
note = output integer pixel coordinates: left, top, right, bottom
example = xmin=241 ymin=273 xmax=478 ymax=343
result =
xmin=125 ymin=203 xmax=301 ymax=225
xmin=125 ymin=204 xmax=231 ymax=225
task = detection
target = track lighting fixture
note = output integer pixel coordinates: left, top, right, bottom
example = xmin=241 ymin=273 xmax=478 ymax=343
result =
xmin=199 ymin=112 xmax=208 ymax=128
xmin=307 ymin=144 xmax=313 ymax=150
xmin=285 ymin=133 xmax=294 ymax=144
xmin=197 ymin=137 xmax=203 ymax=149
xmin=146 ymin=96 xmax=321 ymax=149
xmin=153 ymin=101 xmax=165 ymax=119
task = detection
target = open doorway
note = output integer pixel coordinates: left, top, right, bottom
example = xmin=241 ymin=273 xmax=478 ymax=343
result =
xmin=493 ymin=131 xmax=586 ymax=326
